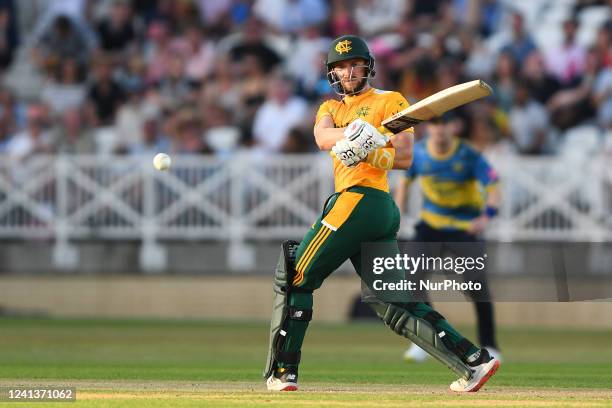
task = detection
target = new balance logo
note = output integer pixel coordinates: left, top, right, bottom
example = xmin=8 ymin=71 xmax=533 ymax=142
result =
xmin=293 ymin=311 xmax=303 ymax=318
xmin=286 ymin=374 xmax=296 ymax=381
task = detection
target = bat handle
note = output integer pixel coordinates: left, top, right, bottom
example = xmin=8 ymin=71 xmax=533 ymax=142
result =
xmin=377 ymin=126 xmax=394 ymax=143
xmin=377 ymin=125 xmax=390 ymax=135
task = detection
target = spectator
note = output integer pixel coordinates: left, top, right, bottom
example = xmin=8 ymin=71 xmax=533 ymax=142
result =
xmin=115 ymin=82 xmax=150 ymax=152
xmin=0 ymin=3 xmax=18 ymax=71
xmin=252 ymin=72 xmax=308 ymax=154
xmin=281 ymin=126 xmax=316 ymax=153
xmin=96 ymin=0 xmax=136 ymax=54
xmin=196 ymin=0 xmax=234 ymax=27
xmin=239 ymin=54 xmax=270 ymax=143
xmin=32 ymin=14 xmax=91 ymax=74
xmin=491 ymin=51 xmax=518 ymax=113
xmin=86 ymin=54 xmax=126 ymax=127
xmin=53 ymin=108 xmax=96 ymax=154
xmin=144 ymin=20 xmax=174 ymax=83
xmin=40 ymin=58 xmax=87 ymax=115
xmin=172 ymin=0 xmax=202 ymax=28
xmin=329 ymin=0 xmax=358 ymax=38
xmin=201 ymin=55 xmax=243 ymax=116
xmin=397 ymin=51 xmax=440 ymax=103
xmin=171 ymin=24 xmax=216 ymax=83
xmin=0 ymin=87 xmax=24 ymax=137
xmin=509 ymin=83 xmax=552 ymax=155
xmin=461 ymin=29 xmax=497 ymax=79
xmin=594 ymin=21 xmax=611 ymax=68
xmin=5 ymin=103 xmax=54 ymax=161
xmin=202 ymin=103 xmax=241 ymax=156
xmin=117 ymin=54 xmax=146 ymax=93
xmin=547 ymin=48 xmax=599 ymax=130
xmin=466 ymin=0 xmax=505 ymax=38
xmin=129 ymin=112 xmax=171 ymax=156
xmin=544 ymin=17 xmax=586 ymax=87
xmin=169 ymin=107 xmax=210 ymax=154
xmin=229 ymin=17 xmax=281 ymax=72
xmin=593 ymin=65 xmax=612 ymax=129
xmin=501 ymin=12 xmax=537 ymax=66
xmin=355 ymin=0 xmax=406 ymax=37
xmin=157 ymin=52 xmax=192 ymax=107
xmin=285 ymin=26 xmax=330 ymax=100
xmin=521 ymin=50 xmax=561 ymax=105
xmin=254 ymin=0 xmax=327 ymax=34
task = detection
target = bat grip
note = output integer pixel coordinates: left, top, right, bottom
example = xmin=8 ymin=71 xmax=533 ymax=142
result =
xmin=377 ymin=125 xmax=391 ymax=136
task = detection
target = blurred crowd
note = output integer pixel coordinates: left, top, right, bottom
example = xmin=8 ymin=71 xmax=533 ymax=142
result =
xmin=0 ymin=0 xmax=610 ymax=163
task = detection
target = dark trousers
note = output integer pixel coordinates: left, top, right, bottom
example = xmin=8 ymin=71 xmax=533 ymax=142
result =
xmin=413 ymin=221 xmax=499 ymax=349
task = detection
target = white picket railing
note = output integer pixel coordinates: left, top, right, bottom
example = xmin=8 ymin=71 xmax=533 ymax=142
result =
xmin=0 ymin=153 xmax=610 ymax=271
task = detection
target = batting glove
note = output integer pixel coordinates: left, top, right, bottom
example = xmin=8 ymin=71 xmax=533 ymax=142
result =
xmin=332 ymin=139 xmax=368 ymax=167
xmin=343 ymin=119 xmax=388 ymax=153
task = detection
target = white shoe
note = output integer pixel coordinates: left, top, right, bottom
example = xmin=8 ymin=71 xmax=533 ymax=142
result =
xmin=266 ymin=367 xmax=298 ymax=391
xmin=449 ymin=353 xmax=500 ymax=392
xmin=485 ymin=347 xmax=503 ymax=363
xmin=403 ymin=343 xmax=429 ymax=363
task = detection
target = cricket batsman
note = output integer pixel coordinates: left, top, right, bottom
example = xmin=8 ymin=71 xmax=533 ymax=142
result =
xmin=264 ymin=35 xmax=500 ymax=393
xmin=394 ymin=114 xmax=501 ymax=363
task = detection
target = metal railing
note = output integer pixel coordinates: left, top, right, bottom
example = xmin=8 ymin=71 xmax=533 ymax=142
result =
xmin=0 ymin=153 xmax=610 ymax=271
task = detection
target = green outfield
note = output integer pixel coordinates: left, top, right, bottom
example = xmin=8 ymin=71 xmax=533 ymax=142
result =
xmin=0 ymin=318 xmax=611 ymax=407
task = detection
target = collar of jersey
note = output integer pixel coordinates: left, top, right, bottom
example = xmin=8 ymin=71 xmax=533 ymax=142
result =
xmin=342 ymin=87 xmax=375 ymax=104
xmin=426 ymin=137 xmax=460 ymax=161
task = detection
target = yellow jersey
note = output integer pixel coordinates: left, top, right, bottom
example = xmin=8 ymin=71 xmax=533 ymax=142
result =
xmin=315 ymin=88 xmax=409 ymax=192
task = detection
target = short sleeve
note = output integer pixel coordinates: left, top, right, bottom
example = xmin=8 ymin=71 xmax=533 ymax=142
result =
xmin=472 ymin=153 xmax=499 ymax=190
xmin=383 ymin=91 xmax=410 ymax=123
xmin=315 ymin=100 xmax=333 ymax=125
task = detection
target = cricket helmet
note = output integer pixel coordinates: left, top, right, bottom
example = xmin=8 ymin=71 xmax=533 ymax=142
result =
xmin=326 ymin=35 xmax=375 ymax=96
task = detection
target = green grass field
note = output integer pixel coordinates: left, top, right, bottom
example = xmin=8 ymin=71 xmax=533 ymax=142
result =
xmin=0 ymin=318 xmax=611 ymax=407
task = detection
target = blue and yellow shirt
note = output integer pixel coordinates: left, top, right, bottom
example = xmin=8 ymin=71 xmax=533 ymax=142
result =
xmin=405 ymin=138 xmax=499 ymax=231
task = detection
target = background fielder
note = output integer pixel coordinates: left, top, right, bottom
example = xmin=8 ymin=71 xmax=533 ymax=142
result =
xmin=395 ymin=113 xmax=501 ymax=363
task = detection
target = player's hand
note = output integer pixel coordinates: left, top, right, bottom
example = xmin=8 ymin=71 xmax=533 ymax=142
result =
xmin=332 ymin=139 xmax=368 ymax=167
xmin=343 ymin=119 xmax=388 ymax=153
xmin=468 ymin=215 xmax=489 ymax=235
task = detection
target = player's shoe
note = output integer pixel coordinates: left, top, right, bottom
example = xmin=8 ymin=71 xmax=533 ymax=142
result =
xmin=449 ymin=349 xmax=500 ymax=393
xmin=266 ymin=367 xmax=298 ymax=391
xmin=403 ymin=343 xmax=429 ymax=363
xmin=485 ymin=347 xmax=503 ymax=363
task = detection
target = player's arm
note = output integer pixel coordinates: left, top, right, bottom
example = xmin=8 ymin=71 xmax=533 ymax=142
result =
xmin=363 ymin=129 xmax=413 ymax=170
xmin=469 ymin=155 xmax=500 ymax=235
xmin=389 ymin=130 xmax=414 ymax=169
xmin=313 ymin=114 xmax=345 ymax=151
xmin=485 ymin=185 xmax=500 ymax=209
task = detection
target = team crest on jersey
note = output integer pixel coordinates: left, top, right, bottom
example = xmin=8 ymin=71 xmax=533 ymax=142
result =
xmin=452 ymin=162 xmax=463 ymax=173
xmin=356 ymin=106 xmax=370 ymax=117
xmin=335 ymin=40 xmax=352 ymax=54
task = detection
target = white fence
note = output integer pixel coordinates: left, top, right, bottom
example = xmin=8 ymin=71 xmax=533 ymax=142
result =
xmin=0 ymin=153 xmax=610 ymax=271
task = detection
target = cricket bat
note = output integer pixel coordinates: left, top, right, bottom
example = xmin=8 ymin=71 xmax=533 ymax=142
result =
xmin=378 ymin=79 xmax=493 ymax=134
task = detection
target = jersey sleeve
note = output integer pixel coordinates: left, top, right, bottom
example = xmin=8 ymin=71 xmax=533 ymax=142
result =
xmin=315 ymin=100 xmax=333 ymax=126
xmin=472 ymin=153 xmax=499 ymax=192
xmin=382 ymin=92 xmax=411 ymax=128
